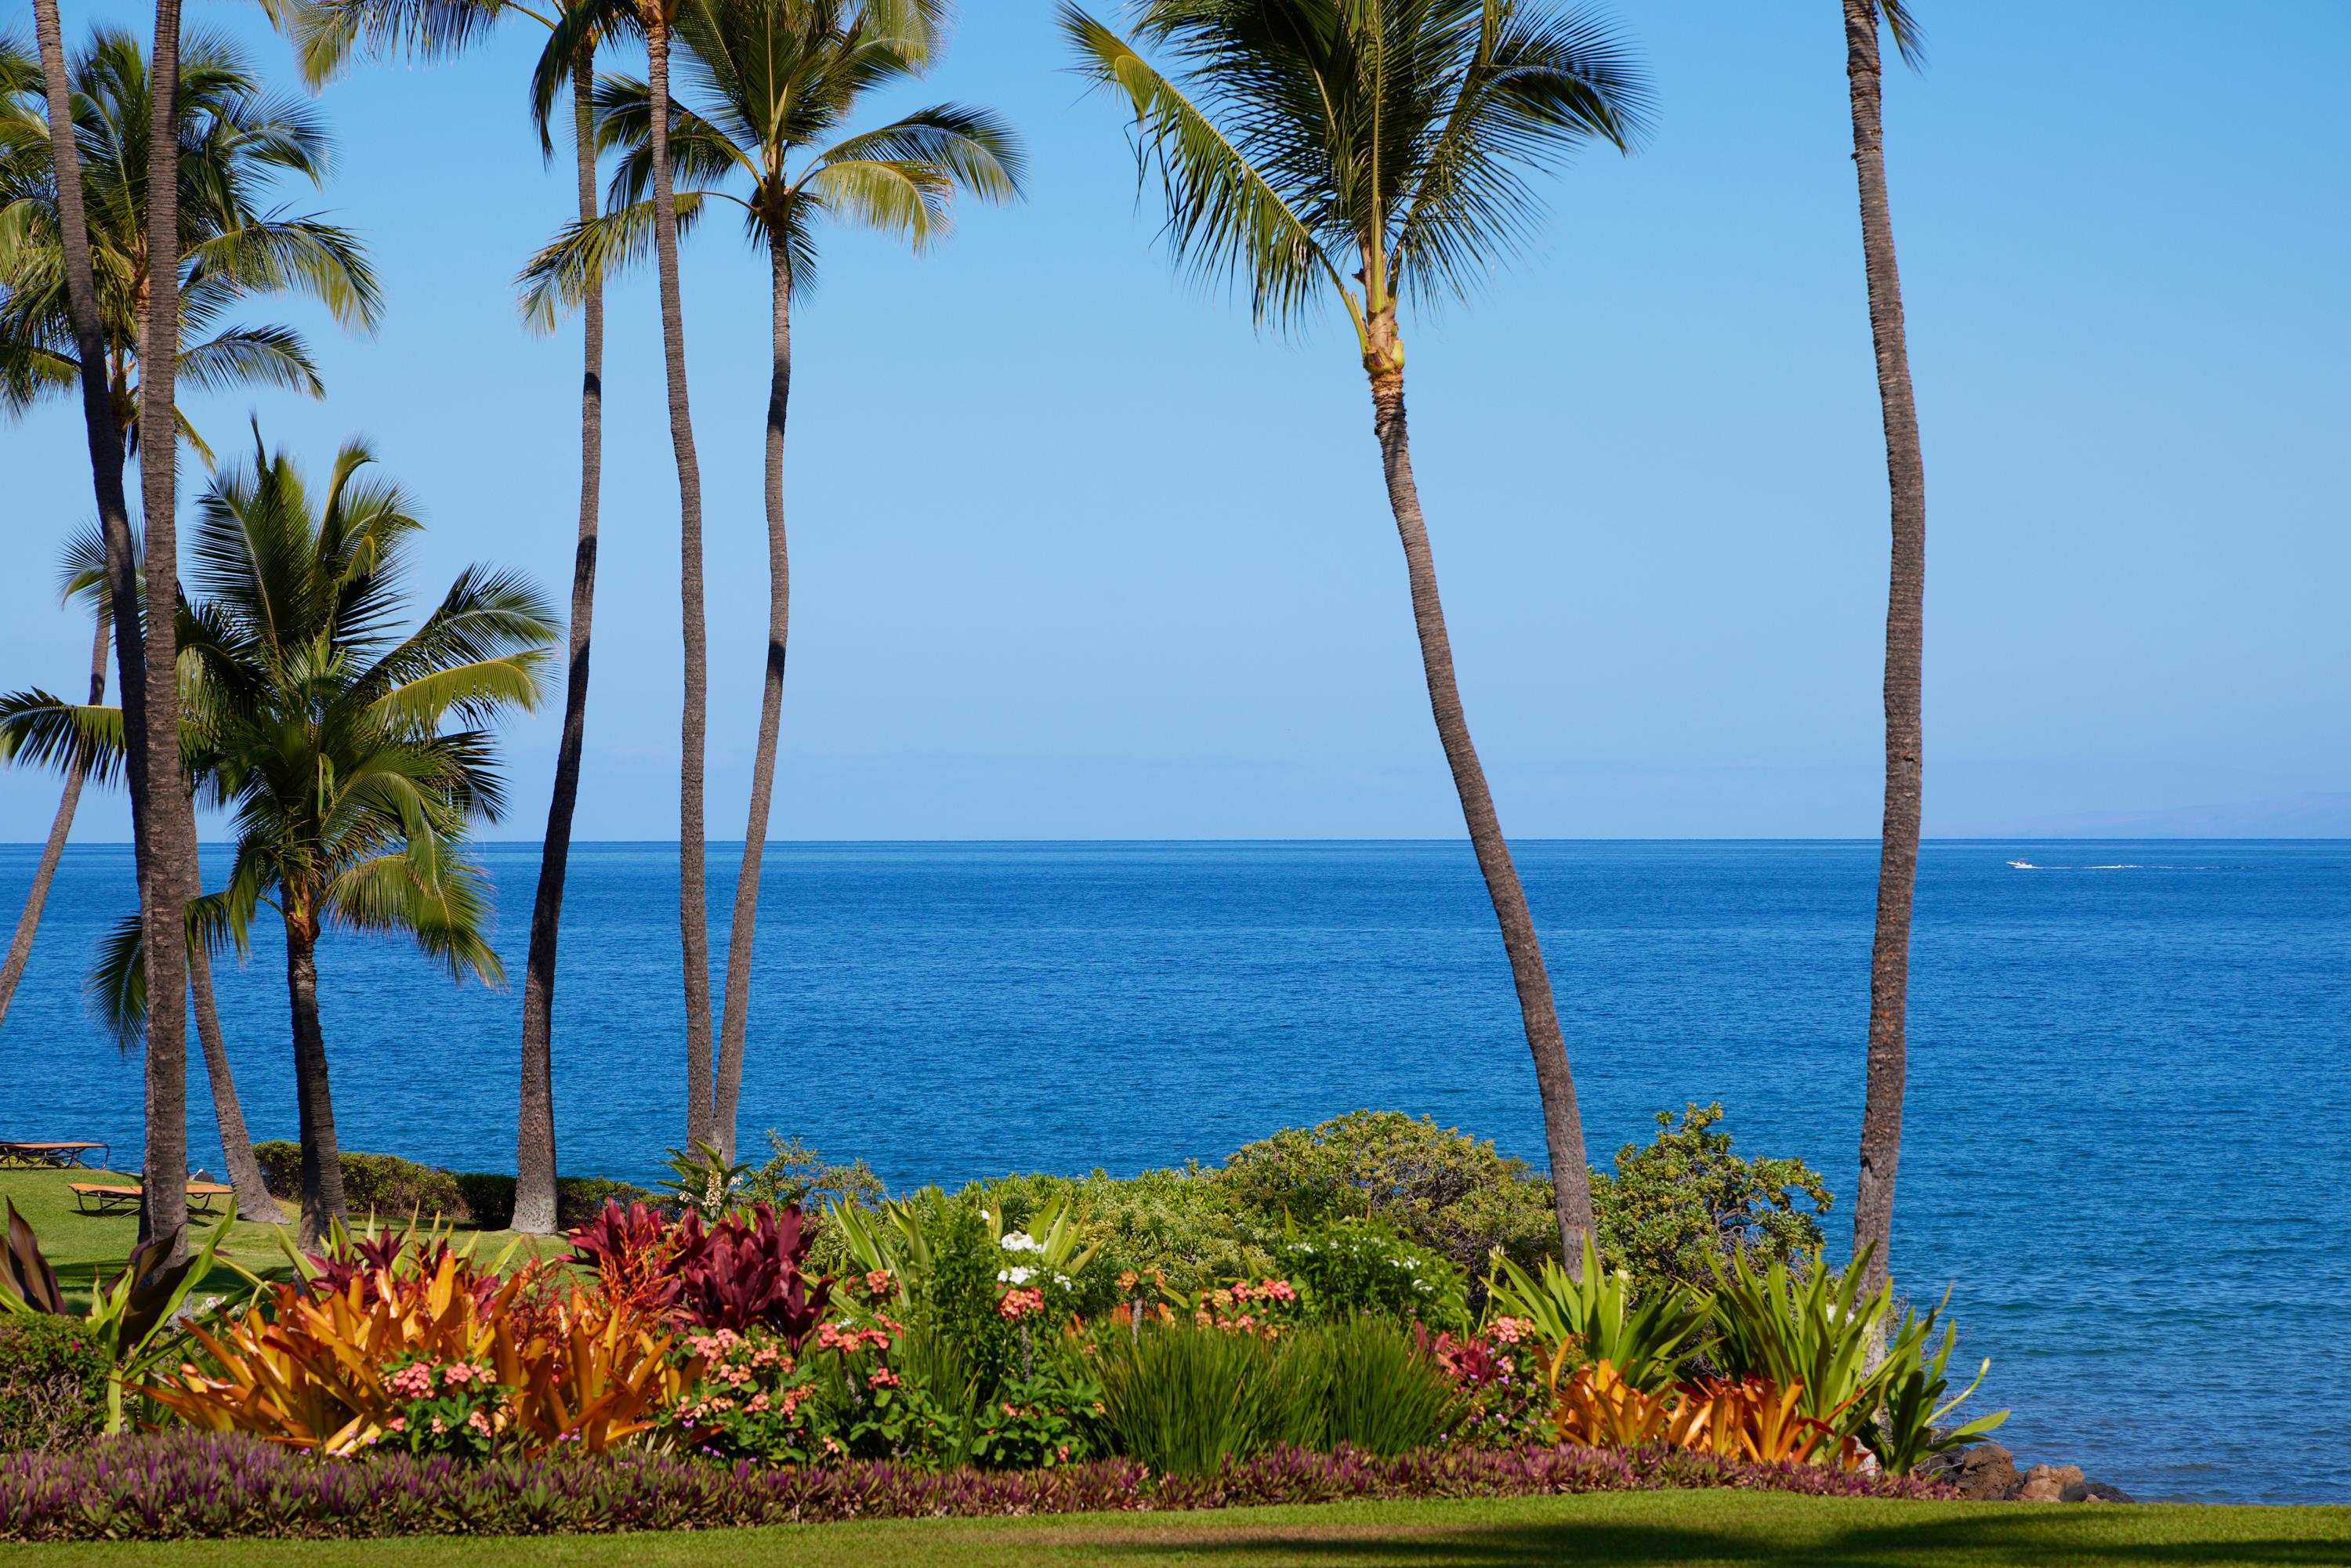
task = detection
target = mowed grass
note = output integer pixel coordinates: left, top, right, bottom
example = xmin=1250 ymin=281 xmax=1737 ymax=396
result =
xmin=5 ymin=1492 xmax=2349 ymax=1567
xmin=0 ymin=1168 xmax=569 ymax=1298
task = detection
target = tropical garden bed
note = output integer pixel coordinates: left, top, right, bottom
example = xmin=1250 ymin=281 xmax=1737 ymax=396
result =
xmin=0 ymin=1110 xmax=2033 ymax=1547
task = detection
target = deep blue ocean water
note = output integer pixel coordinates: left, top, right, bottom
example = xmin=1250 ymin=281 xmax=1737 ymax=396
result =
xmin=2 ymin=838 xmax=2345 ymax=1503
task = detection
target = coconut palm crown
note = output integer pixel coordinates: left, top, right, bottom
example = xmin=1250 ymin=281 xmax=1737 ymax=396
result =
xmin=1058 ymin=0 xmax=1648 ymax=356
xmin=0 ymin=26 xmax=380 ymax=460
xmin=519 ymin=0 xmax=1021 ymax=317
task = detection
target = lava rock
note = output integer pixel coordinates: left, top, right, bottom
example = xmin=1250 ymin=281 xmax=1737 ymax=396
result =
xmin=2017 ymin=1463 xmax=2086 ymax=1502
xmin=1922 ymin=1443 xmax=2022 ymax=1501
xmin=2063 ymin=1480 xmax=2134 ymax=1504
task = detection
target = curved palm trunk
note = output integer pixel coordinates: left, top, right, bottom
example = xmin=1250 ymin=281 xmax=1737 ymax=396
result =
xmin=513 ymin=48 xmax=608 ymax=1235
xmin=1366 ymin=347 xmax=1596 ymax=1255
xmin=0 ymin=616 xmax=106 ymax=1029
xmin=189 ymin=914 xmax=282 ymax=1223
xmin=645 ymin=15 xmax=716 ymax=1152
xmin=282 ymin=914 xmax=347 ymax=1245
xmin=710 ymin=248 xmax=795 ymax=1162
xmin=1843 ymin=0 xmax=1926 ymax=1300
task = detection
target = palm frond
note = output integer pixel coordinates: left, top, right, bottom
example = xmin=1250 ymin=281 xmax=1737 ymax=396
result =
xmin=514 ymin=190 xmax=708 ymax=329
xmin=176 ymin=324 xmax=325 ymax=400
xmin=0 ymin=690 xmax=129 ymax=784
xmin=1060 ymin=2 xmax=1344 ymax=331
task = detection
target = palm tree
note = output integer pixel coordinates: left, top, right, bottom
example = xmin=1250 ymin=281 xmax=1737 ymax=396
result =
xmin=1062 ymin=0 xmax=1647 ymax=1255
xmin=1842 ymin=0 xmax=1926 ymax=1302
xmin=0 ymin=27 xmax=376 ymax=458
xmin=288 ymin=0 xmax=619 ymax=1244
xmin=4 ymin=26 xmax=375 ymax=1227
xmin=2 ymin=433 xmax=557 ymax=1243
xmin=523 ymin=0 xmax=1020 ymax=1161
xmin=535 ymin=0 xmax=716 ymax=1157
xmin=0 ymin=529 xmax=287 ymax=1223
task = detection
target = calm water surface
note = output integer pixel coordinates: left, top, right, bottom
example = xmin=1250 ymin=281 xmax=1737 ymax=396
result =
xmin=3 ymin=838 xmax=2344 ymax=1503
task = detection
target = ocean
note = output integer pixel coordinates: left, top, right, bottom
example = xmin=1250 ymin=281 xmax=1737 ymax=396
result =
xmin=2 ymin=838 xmax=2345 ymax=1503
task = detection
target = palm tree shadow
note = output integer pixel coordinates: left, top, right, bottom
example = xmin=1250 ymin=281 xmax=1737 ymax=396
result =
xmin=1073 ymin=1513 xmax=2351 ymax=1566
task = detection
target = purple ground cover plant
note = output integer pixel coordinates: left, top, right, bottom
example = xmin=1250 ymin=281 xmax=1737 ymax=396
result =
xmin=0 ymin=1432 xmax=1954 ymax=1543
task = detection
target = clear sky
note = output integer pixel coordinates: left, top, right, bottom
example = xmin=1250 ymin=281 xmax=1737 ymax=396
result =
xmin=4 ymin=0 xmax=2346 ymax=842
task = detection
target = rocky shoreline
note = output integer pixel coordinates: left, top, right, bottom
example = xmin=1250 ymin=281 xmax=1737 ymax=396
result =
xmin=1922 ymin=1444 xmax=2134 ymax=1503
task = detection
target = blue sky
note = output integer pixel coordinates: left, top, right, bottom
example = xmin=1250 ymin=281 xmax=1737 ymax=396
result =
xmin=5 ymin=0 xmax=2346 ymax=841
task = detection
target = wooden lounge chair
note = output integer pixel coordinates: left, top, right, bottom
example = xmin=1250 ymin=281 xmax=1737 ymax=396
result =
xmin=67 ymin=1180 xmax=234 ymax=1217
xmin=0 ymin=1139 xmax=110 ymax=1170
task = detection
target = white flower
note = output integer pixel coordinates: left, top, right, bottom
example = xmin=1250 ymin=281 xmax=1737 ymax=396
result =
xmin=999 ymin=1231 xmax=1044 ymax=1255
xmin=997 ymin=1266 xmax=1035 ymax=1286
xmin=1053 ymin=1273 xmax=1073 ymax=1289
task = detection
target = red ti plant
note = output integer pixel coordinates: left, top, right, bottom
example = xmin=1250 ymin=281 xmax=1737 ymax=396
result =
xmin=674 ymin=1204 xmax=832 ymax=1345
xmin=568 ymin=1200 xmax=701 ymax=1318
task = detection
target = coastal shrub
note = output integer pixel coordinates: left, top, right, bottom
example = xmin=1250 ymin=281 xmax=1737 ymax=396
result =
xmin=744 ymin=1135 xmax=886 ymax=1214
xmin=0 ymin=1314 xmax=106 ymax=1452
xmin=1590 ymin=1104 xmax=1831 ymax=1294
xmin=1217 ymin=1111 xmax=1560 ymax=1287
xmin=255 ymin=1144 xmax=462 ymax=1222
xmin=1277 ymin=1216 xmax=1469 ymax=1331
xmin=450 ymin=1172 xmax=650 ymax=1230
xmin=0 ymin=1432 xmax=1960 ymax=1543
xmin=1418 ymin=1320 xmax=1549 ymax=1449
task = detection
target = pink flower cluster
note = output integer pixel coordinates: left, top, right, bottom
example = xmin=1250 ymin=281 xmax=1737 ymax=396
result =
xmin=1229 ymin=1280 xmax=1298 ymax=1305
xmin=382 ymin=1360 xmax=494 ymax=1400
xmin=814 ymin=1320 xmax=894 ymax=1353
xmin=997 ymin=1287 xmax=1045 ymax=1321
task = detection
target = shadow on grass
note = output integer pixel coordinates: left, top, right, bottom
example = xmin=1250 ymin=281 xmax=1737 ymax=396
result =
xmin=1068 ymin=1512 xmax=2351 ymax=1567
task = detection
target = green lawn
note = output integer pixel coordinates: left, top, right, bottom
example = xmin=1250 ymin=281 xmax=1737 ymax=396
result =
xmin=0 ymin=1168 xmax=568 ymax=1298
xmin=4 ymin=1492 xmax=2347 ymax=1567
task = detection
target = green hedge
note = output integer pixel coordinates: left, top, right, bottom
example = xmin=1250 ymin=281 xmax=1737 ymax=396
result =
xmin=0 ymin=1315 xmax=106 ymax=1453
xmin=255 ymin=1144 xmax=645 ymax=1229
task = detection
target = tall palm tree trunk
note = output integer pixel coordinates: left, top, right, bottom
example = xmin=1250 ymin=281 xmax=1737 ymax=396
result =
xmin=1843 ymin=0 xmax=1926 ymax=1300
xmin=132 ymin=0 xmax=197 ymax=1257
xmin=189 ymin=909 xmax=282 ymax=1222
xmin=281 ymin=914 xmax=348 ymax=1244
xmin=1365 ymin=342 xmax=1596 ymax=1254
xmin=710 ymin=247 xmax=794 ymax=1163
xmin=513 ymin=47 xmax=607 ymax=1235
xmin=0 ymin=617 xmax=106 ymax=1030
xmin=645 ymin=16 xmax=715 ymax=1150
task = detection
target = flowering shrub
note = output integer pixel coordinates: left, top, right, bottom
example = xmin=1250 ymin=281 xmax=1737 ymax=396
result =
xmin=666 ymin=1317 xmax=945 ymax=1466
xmin=1191 ymin=1279 xmax=1302 ymax=1338
xmin=1418 ymin=1318 xmax=1548 ymax=1449
xmin=1277 ymin=1218 xmax=1469 ymax=1331
xmin=373 ymin=1356 xmax=506 ymax=1459
xmin=0 ymin=1432 xmax=1957 ymax=1543
xmin=970 ymin=1363 xmax=1107 ymax=1469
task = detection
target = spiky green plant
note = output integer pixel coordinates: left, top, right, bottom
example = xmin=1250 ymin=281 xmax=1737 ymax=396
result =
xmin=1485 ymin=1236 xmax=1703 ymax=1394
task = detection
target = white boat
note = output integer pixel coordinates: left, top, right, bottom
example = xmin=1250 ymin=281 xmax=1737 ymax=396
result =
xmin=2007 ymin=859 xmax=2037 ymax=869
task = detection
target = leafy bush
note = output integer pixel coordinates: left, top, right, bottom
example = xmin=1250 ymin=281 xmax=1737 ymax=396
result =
xmin=1217 ymin=1111 xmax=1560 ymax=1286
xmin=1590 ymin=1104 xmax=1831 ymax=1295
xmin=0 ymin=1432 xmax=1959 ymax=1543
xmin=744 ymin=1135 xmax=886 ymax=1213
xmin=0 ymin=1314 xmax=106 ymax=1452
xmin=255 ymin=1144 xmax=463 ymax=1222
xmin=1277 ymin=1217 xmax=1469 ymax=1331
